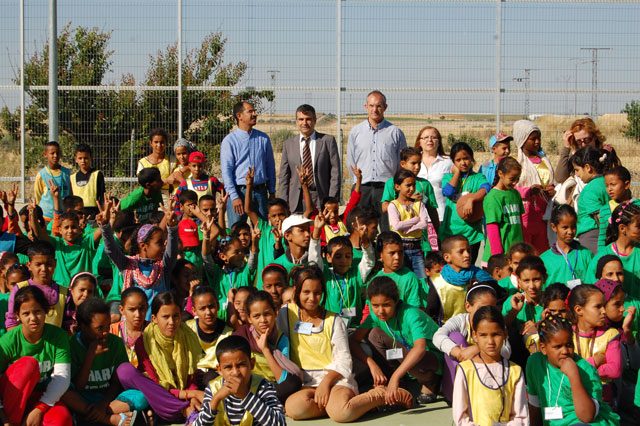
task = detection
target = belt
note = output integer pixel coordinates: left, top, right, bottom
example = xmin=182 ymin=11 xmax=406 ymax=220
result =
xmin=361 ymin=182 xmax=385 ymax=188
xmin=401 ymin=239 xmax=423 ymax=250
xmin=237 ymin=183 xmax=267 ymax=189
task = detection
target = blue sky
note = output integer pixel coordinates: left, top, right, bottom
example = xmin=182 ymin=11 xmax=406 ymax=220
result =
xmin=1 ymin=0 xmax=639 ymax=115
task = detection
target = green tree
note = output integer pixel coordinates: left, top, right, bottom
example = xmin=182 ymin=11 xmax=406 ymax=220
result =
xmin=622 ymin=100 xmax=640 ymax=142
xmin=0 ymin=24 xmax=273 ymax=176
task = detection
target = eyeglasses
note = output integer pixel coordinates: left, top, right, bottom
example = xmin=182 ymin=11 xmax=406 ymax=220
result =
xmin=575 ymin=136 xmax=593 ymax=145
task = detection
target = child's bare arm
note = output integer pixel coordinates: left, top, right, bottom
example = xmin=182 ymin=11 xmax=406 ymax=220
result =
xmin=350 ymin=164 xmax=362 ymax=194
xmin=296 ymin=166 xmax=314 ymax=219
xmin=244 ymin=167 xmax=260 ymax=227
xmin=217 ymin=192 xmax=228 ymax=236
xmin=28 ymin=199 xmax=49 ymax=242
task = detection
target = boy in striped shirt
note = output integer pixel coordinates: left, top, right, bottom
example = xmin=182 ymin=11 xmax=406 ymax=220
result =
xmin=190 ymin=336 xmax=285 ymax=426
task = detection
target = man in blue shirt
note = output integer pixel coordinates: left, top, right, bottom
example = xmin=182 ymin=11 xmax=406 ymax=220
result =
xmin=220 ymin=101 xmax=277 ymax=226
xmin=347 ymin=91 xmax=406 ymax=232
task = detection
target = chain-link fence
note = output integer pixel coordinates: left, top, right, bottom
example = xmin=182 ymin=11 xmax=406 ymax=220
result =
xmin=2 ymin=0 xmax=640 ymax=199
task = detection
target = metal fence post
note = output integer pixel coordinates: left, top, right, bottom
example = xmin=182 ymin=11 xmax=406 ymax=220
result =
xmin=337 ymin=0 xmax=342 ymax=202
xmin=177 ymin=0 xmax=183 ymax=137
xmin=20 ymin=0 xmax=25 ymax=202
xmin=49 ymin=0 xmax=58 ymax=142
xmin=496 ymin=0 xmax=502 ymax=132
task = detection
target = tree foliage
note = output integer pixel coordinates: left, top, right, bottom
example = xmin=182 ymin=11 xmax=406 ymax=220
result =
xmin=622 ymin=100 xmax=640 ymax=142
xmin=0 ymin=24 xmax=273 ymax=175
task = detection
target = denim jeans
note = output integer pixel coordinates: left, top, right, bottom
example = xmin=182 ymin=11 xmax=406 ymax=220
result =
xmin=404 ymin=247 xmax=426 ymax=278
xmin=226 ymin=184 xmax=269 ymax=227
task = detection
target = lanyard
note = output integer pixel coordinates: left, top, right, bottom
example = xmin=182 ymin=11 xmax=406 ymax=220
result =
xmin=458 ymin=173 xmax=470 ymax=193
xmin=612 ymin=242 xmax=631 ymax=258
xmin=555 ymin=243 xmax=578 ymax=280
xmin=477 ymin=356 xmax=506 ymax=421
xmin=331 ymin=272 xmax=350 ymax=311
xmin=546 ymin=363 xmax=565 ymax=407
xmin=384 ymin=317 xmax=409 ymax=349
xmin=226 ymin=271 xmax=236 ymax=289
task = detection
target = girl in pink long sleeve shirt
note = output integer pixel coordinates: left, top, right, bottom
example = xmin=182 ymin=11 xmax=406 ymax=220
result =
xmin=569 ymin=283 xmax=622 ymax=405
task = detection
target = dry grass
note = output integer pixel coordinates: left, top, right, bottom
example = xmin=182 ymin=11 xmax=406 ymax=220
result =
xmin=3 ymin=113 xmax=640 ymax=200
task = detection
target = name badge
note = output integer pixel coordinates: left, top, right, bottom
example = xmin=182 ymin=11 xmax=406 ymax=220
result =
xmin=341 ymin=307 xmax=356 ymax=317
xmin=386 ymin=348 xmax=404 ymax=360
xmin=293 ymin=321 xmax=313 ymax=335
xmin=544 ymin=406 xmax=563 ymax=420
xmin=567 ymin=279 xmax=582 ymax=289
xmin=492 ymin=422 xmax=508 ymax=426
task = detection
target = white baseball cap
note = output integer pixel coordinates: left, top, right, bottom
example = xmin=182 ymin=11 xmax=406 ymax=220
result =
xmin=281 ymin=214 xmax=313 ymax=234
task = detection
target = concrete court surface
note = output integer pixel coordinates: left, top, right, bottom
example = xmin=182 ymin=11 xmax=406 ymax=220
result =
xmin=286 ymin=399 xmax=453 ymax=425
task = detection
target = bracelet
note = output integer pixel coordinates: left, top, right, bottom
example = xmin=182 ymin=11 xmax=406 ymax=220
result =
xmin=35 ymin=402 xmax=50 ymax=413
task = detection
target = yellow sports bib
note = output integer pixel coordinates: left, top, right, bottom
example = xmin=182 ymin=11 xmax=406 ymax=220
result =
xmin=252 ymin=332 xmax=283 ymax=382
xmin=17 ymin=281 xmax=67 ymax=328
xmin=390 ymin=200 xmax=423 ymax=239
xmin=208 ymin=374 xmax=264 ymax=426
xmin=324 ymin=222 xmax=348 ymax=244
xmin=287 ymin=303 xmax=334 ymax=371
xmin=70 ymin=170 xmax=99 ymax=207
xmin=433 ymin=274 xmax=466 ymax=322
xmin=458 ymin=359 xmax=521 ymax=426
xmin=186 ymin=178 xmax=214 ymax=200
xmin=573 ymin=327 xmax=620 ymax=384
xmin=186 ymin=318 xmax=233 ymax=370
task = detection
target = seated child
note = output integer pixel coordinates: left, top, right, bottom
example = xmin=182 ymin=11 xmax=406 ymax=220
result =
xmin=350 ymin=276 xmax=438 ymax=405
xmin=234 ymin=291 xmax=302 ymax=403
xmin=186 ymin=286 xmax=233 ymax=388
xmin=98 ymin=199 xmax=179 ymax=320
xmin=432 ymin=235 xmax=493 ymax=322
xmin=433 ymin=283 xmax=511 ymax=403
xmin=423 ymin=251 xmax=446 ymax=323
xmin=64 ymin=272 xmax=98 ymax=334
xmin=189 ymin=335 xmax=286 ymax=426
xmin=497 ymin=242 xmax=536 ymax=300
xmin=261 ymin=264 xmax=288 ymax=307
xmin=61 ymin=298 xmax=142 ymax=425
xmin=117 ymin=292 xmax=203 ymax=423
xmin=309 ymin=210 xmax=375 ymax=328
xmin=231 ymin=221 xmax=252 ymax=256
xmin=280 ymin=266 xmax=410 ymax=422
xmin=121 ymin=168 xmax=164 ymax=224
xmin=453 ymin=305 xmax=528 ymax=425
xmin=171 ymin=259 xmax=200 ymax=316
xmin=0 ymin=263 xmax=28 ymax=335
xmin=502 ymin=256 xmax=546 ymax=364
xmin=526 ymin=314 xmax=620 ymax=425
xmin=229 ymin=287 xmax=258 ymax=330
xmin=541 ymin=283 xmax=570 ymax=320
xmin=598 ymin=166 xmax=638 ymax=248
xmin=111 ymin=287 xmax=149 ymax=368
xmin=369 ymin=232 xmax=422 ymax=308
xmin=5 ymin=241 xmax=72 ymax=330
xmin=487 ymin=253 xmax=510 ymax=281
xmin=0 ymin=286 xmax=73 ymax=425
xmin=569 ymin=284 xmax=622 ymax=405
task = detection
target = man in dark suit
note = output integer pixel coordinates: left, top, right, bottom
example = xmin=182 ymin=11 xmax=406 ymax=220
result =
xmin=278 ymin=104 xmax=341 ymax=212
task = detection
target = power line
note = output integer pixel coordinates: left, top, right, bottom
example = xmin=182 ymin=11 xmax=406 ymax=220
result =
xmin=580 ymin=47 xmax=611 ymax=118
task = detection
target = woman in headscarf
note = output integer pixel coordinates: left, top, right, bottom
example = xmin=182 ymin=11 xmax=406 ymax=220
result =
xmin=116 ymin=291 xmax=203 ymax=423
xmin=167 ymin=137 xmax=197 ymax=193
xmin=513 ymin=120 xmax=555 ymax=254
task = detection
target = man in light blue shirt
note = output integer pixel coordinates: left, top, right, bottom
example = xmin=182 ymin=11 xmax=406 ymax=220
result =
xmin=220 ymin=101 xmax=276 ymax=226
xmin=347 ymin=91 xmax=406 ymax=232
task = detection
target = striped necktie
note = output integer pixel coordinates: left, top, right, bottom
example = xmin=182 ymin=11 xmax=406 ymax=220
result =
xmin=302 ymin=137 xmax=314 ymax=186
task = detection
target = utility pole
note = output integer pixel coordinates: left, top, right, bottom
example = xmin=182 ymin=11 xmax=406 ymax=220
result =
xmin=580 ymin=47 xmax=610 ymax=118
xmin=266 ymin=70 xmax=279 ymax=135
xmin=569 ymin=58 xmax=589 ymax=116
xmin=513 ymin=69 xmax=531 ymax=118
xmin=49 ymin=0 xmax=58 ymax=142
